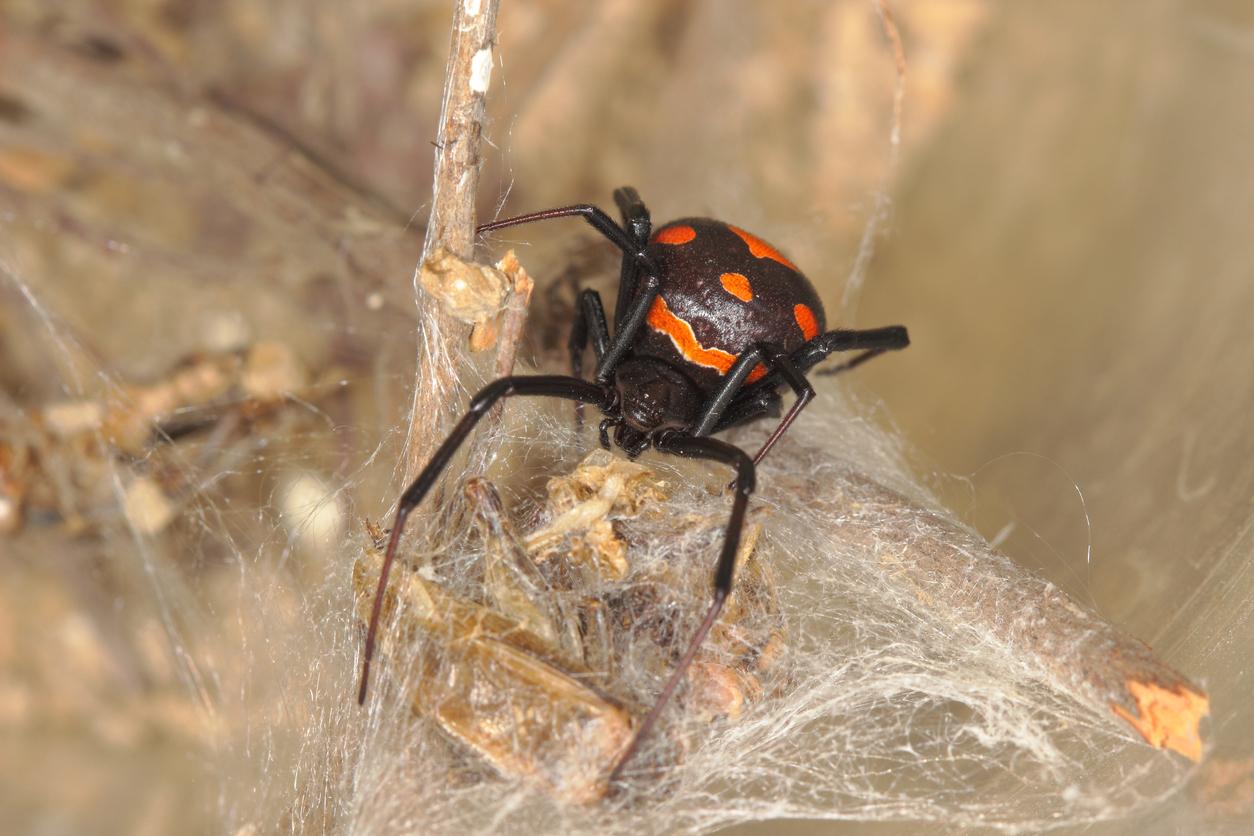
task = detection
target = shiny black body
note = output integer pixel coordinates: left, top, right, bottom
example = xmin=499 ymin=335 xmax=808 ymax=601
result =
xmin=359 ymin=187 xmax=909 ymax=785
xmin=633 ymin=217 xmax=827 ymax=397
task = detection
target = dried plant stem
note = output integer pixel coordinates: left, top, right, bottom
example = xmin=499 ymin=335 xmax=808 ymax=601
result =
xmin=790 ymin=456 xmax=1210 ymax=761
xmin=404 ymin=0 xmax=502 ymax=482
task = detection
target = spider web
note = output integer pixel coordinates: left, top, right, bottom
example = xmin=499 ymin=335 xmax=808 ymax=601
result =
xmin=1 ymin=254 xmax=1195 ymax=833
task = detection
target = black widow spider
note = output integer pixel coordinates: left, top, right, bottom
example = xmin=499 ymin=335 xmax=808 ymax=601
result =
xmin=359 ymin=187 xmax=909 ymax=783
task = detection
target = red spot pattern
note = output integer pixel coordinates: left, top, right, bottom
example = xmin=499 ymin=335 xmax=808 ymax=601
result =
xmin=727 ymin=225 xmax=798 ymax=271
xmin=653 ymin=224 xmax=697 ymax=245
xmin=719 ymin=272 xmax=753 ymax=302
xmin=794 ymin=304 xmax=820 ymax=340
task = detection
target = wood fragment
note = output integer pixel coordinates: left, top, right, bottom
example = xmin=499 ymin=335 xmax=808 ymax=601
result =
xmin=1112 ymin=680 xmax=1209 ymax=762
xmin=0 ymin=342 xmax=338 ymax=536
xmin=491 ymin=251 xmax=536 ymax=379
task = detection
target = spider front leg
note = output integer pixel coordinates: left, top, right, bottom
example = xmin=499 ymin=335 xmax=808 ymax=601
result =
xmin=746 ymin=345 xmax=814 ymax=466
xmin=594 ymin=267 xmax=660 ymax=383
xmin=477 ymin=203 xmax=637 ymax=253
xmin=569 ymin=289 xmax=611 ymax=427
xmin=612 ymin=187 xmax=651 ymax=329
xmin=474 ymin=196 xmax=658 ymax=384
xmin=357 ymin=375 xmax=612 ymax=705
xmin=608 ymin=431 xmax=755 ymax=784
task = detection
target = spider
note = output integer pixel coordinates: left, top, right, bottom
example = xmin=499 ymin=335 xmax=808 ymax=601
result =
xmin=359 ymin=186 xmax=909 ymax=783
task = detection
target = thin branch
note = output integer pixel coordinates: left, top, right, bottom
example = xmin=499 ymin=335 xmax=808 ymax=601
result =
xmin=403 ymin=0 xmax=502 ymax=482
xmin=777 ymin=447 xmax=1210 ymax=761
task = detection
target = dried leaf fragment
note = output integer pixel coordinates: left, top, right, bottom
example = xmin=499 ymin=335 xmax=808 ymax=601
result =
xmin=353 ymin=546 xmax=635 ymax=804
xmin=355 ymin=452 xmax=790 ymax=801
xmin=420 ymin=246 xmax=509 ymax=326
xmin=526 ymin=450 xmax=670 ymax=580
xmin=1 ymin=341 xmax=325 ymax=535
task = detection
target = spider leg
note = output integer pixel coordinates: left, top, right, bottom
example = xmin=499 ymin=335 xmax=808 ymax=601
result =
xmin=477 ymin=203 xmax=638 ymax=255
xmin=569 ymin=290 xmax=611 ymax=377
xmin=742 ymin=346 xmax=814 ymax=466
xmin=593 ymin=268 xmax=659 ymax=383
xmin=692 ymin=344 xmax=784 ymax=437
xmin=357 ymin=375 xmax=612 ymax=706
xmin=569 ymin=289 xmax=611 ymax=427
xmin=608 ymin=431 xmax=755 ymax=785
xmin=614 ymin=186 xmax=652 ymax=245
xmin=803 ymin=324 xmax=909 ymax=376
xmin=688 ymin=345 xmax=811 ymax=496
xmin=612 ymin=187 xmax=651 ymax=331
xmin=712 ymin=325 xmax=910 ymax=436
xmin=474 ymin=190 xmax=661 ymax=385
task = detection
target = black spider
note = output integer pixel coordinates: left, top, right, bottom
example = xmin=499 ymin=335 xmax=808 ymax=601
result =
xmin=359 ymin=187 xmax=909 ymax=782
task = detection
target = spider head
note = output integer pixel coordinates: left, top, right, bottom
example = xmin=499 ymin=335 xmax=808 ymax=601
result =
xmin=613 ymin=357 xmax=702 ymax=435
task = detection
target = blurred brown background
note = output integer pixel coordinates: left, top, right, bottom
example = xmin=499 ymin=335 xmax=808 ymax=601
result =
xmin=2 ymin=0 xmax=1252 ymax=833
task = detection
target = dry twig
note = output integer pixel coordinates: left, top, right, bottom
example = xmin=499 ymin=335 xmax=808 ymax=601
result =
xmin=772 ymin=442 xmax=1210 ymax=762
xmin=403 ymin=0 xmax=503 ymax=481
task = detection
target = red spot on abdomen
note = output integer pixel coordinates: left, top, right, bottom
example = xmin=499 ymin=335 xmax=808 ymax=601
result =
xmin=719 ymin=272 xmax=753 ymax=302
xmin=794 ymin=304 xmax=820 ymax=340
xmin=728 ymin=225 xmax=798 ymax=271
xmin=653 ymin=224 xmax=696 ymax=245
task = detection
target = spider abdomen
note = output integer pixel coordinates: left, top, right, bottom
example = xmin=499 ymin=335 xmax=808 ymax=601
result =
xmin=634 ymin=218 xmax=827 ymax=396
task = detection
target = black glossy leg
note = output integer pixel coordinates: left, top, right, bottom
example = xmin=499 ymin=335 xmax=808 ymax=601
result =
xmin=743 ymin=346 xmax=814 ymax=466
xmin=473 ymin=193 xmax=661 ymax=385
xmin=693 ymin=341 xmax=813 ymax=443
xmin=358 ymin=375 xmax=612 ymax=706
xmin=614 ymin=186 xmax=652 ymax=245
xmin=613 ymin=187 xmax=651 ymax=330
xmin=571 ymin=290 xmax=610 ymax=372
xmin=608 ymin=431 xmax=756 ymax=784
xmin=570 ymin=290 xmax=611 ymax=427
xmin=477 ymin=203 xmax=637 ymax=254
xmin=712 ymin=325 xmax=910 ymax=435
xmin=691 ymin=344 xmax=812 ymax=490
xmin=804 ymin=325 xmax=910 ymax=375
xmin=594 ymin=270 xmax=659 ymax=383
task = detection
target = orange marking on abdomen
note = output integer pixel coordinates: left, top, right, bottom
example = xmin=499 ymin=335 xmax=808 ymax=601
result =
xmin=653 ymin=224 xmax=697 ymax=245
xmin=728 ymin=225 xmax=798 ymax=271
xmin=646 ymin=295 xmax=737 ymax=375
xmin=747 ymin=363 xmax=767 ymax=384
xmin=794 ymin=303 xmax=820 ymax=340
xmin=719 ymin=272 xmax=753 ymax=302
